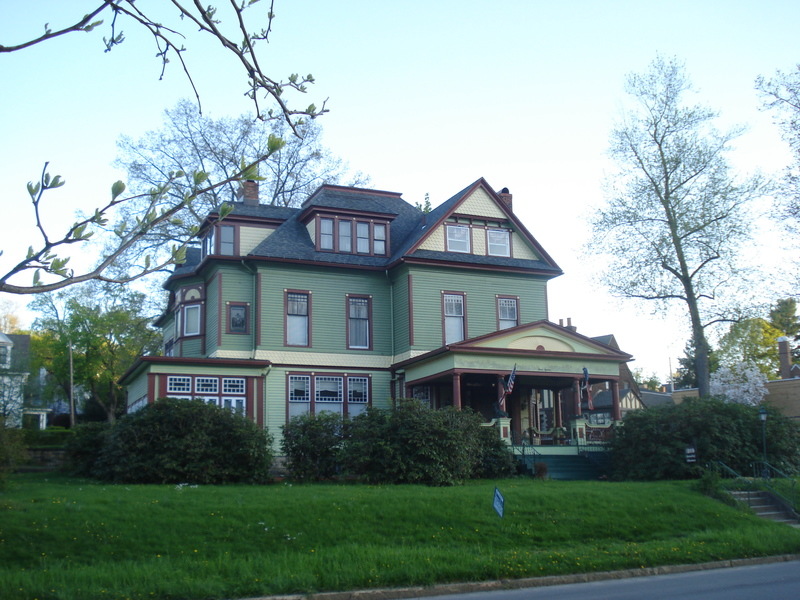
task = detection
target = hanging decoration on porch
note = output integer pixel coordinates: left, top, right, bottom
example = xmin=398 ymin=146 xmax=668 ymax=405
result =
xmin=581 ymin=366 xmax=593 ymax=410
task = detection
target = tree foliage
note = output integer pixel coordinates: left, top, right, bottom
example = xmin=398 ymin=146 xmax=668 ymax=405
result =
xmin=611 ymin=398 xmax=800 ymax=479
xmin=709 ymin=361 xmax=769 ymax=405
xmin=1 ymin=1 xmax=323 ymax=295
xmin=29 ymin=281 xmax=162 ymax=423
xmin=716 ymin=318 xmax=782 ymax=379
xmin=594 ymin=56 xmax=766 ymax=397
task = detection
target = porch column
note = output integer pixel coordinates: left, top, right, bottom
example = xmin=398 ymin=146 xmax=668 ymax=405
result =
xmin=555 ymin=389 xmax=563 ymax=428
xmin=573 ymin=378 xmax=582 ymax=417
xmin=612 ymin=381 xmax=622 ymax=421
xmin=452 ymin=372 xmax=462 ymax=410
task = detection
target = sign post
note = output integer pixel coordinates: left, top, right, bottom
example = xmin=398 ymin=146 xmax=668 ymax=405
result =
xmin=492 ymin=487 xmax=505 ymax=518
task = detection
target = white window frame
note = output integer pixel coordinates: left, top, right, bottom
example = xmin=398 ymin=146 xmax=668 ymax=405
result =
xmin=446 ymin=225 xmax=470 ymax=253
xmin=222 ymin=378 xmax=246 ymax=395
xmin=288 ymin=375 xmax=311 ymax=418
xmin=286 ymin=292 xmax=310 ymax=346
xmin=167 ymin=376 xmax=192 ymax=394
xmin=195 ymin=377 xmax=219 ymax=394
xmin=356 ymin=222 xmax=370 ymax=253
xmin=183 ymin=304 xmax=201 ymax=337
xmin=373 ymin=223 xmax=387 ymax=255
xmin=443 ymin=293 xmax=465 ymax=344
xmin=487 ymin=228 xmax=510 ymax=257
xmin=498 ymin=297 xmax=519 ymax=330
xmin=348 ymin=376 xmax=369 ymax=417
xmin=315 ymin=376 xmax=343 ymax=415
xmin=223 ymin=397 xmax=245 ymax=415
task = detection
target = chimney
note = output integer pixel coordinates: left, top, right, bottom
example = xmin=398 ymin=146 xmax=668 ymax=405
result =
xmin=498 ymin=187 xmax=513 ymax=212
xmin=566 ymin=317 xmax=577 ymax=332
xmin=237 ymin=180 xmax=259 ymax=206
xmin=778 ymin=336 xmax=793 ymax=379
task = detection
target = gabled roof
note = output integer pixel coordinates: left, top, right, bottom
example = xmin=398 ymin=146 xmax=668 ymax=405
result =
xmin=168 ymin=179 xmax=563 ymax=279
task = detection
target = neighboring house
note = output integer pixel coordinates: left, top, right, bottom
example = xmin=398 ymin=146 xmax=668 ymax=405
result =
xmin=122 ymin=179 xmax=633 ymax=446
xmin=0 ymin=332 xmax=31 ymax=428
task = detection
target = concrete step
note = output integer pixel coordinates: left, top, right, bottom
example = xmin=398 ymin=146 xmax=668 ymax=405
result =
xmin=728 ymin=489 xmax=800 ymax=526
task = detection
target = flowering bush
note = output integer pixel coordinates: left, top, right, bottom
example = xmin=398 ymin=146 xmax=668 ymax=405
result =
xmin=710 ymin=361 xmax=769 ymax=405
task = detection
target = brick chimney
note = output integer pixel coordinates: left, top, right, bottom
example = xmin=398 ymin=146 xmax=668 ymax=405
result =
xmin=778 ymin=336 xmax=793 ymax=379
xmin=237 ymin=180 xmax=259 ymax=206
xmin=498 ymin=187 xmax=513 ymax=212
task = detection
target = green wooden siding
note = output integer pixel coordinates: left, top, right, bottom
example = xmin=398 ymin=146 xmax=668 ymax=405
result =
xmin=216 ymin=266 xmax=256 ymax=354
xmin=256 ymin=263 xmax=393 ymax=355
xmin=408 ymin=265 xmax=549 ymax=351
xmin=389 ymin=266 xmax=411 ymax=355
xmin=205 ymin=272 xmax=219 ymax=355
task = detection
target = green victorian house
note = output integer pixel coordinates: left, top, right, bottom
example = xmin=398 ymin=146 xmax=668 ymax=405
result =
xmin=122 ymin=178 xmax=632 ymax=448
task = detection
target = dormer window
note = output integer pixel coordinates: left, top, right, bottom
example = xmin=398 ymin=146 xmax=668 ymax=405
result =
xmin=0 ymin=345 xmax=9 ymax=369
xmin=202 ymin=224 xmax=236 ymax=257
xmin=315 ymin=215 xmax=389 ymax=256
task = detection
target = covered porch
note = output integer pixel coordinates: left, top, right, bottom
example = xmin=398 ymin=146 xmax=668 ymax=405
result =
xmin=392 ymin=320 xmax=631 ymax=446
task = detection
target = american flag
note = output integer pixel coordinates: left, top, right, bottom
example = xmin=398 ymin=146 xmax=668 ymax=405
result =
xmin=505 ymin=364 xmax=517 ymax=396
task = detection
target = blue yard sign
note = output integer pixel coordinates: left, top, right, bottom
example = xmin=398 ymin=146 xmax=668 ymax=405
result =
xmin=493 ymin=487 xmax=505 ymax=518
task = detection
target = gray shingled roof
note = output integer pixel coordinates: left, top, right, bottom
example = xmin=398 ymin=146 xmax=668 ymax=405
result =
xmin=170 ymin=181 xmax=562 ymax=276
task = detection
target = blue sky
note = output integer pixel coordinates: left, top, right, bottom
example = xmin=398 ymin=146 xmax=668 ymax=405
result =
xmin=1 ymin=1 xmax=799 ymax=379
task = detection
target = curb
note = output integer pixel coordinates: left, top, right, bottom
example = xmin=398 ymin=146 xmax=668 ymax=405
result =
xmin=243 ymin=554 xmax=800 ymax=600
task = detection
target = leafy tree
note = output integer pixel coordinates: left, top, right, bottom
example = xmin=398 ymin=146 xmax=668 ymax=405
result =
xmin=113 ymin=100 xmax=368 ymax=259
xmin=1 ymin=2 xmax=322 ymax=295
xmin=594 ymin=56 xmax=766 ymax=397
xmin=709 ymin=361 xmax=769 ymax=405
xmin=674 ymin=338 xmax=719 ymax=390
xmin=756 ymin=66 xmax=800 ymax=229
xmin=29 ymin=282 xmax=162 ymax=423
xmin=769 ymin=297 xmax=800 ymax=362
xmin=632 ymin=369 xmax=662 ymax=391
xmin=0 ymin=298 xmax=23 ymax=333
xmin=611 ymin=398 xmax=800 ymax=479
xmin=716 ymin=318 xmax=782 ymax=378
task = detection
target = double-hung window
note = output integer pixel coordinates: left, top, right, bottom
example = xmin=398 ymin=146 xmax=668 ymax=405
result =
xmin=347 ymin=296 xmax=371 ymax=349
xmin=288 ymin=375 xmax=311 ymax=418
xmin=446 ymin=225 xmax=470 ymax=253
xmin=356 ymin=222 xmax=370 ymax=253
xmin=487 ymin=228 xmax=510 ymax=257
xmin=183 ymin=304 xmax=201 ymax=337
xmin=443 ymin=293 xmax=465 ymax=344
xmin=320 ymin=218 xmax=334 ymax=250
xmin=315 ymin=376 xmax=343 ymax=415
xmin=286 ymin=292 xmax=310 ymax=346
xmin=219 ymin=225 xmax=235 ymax=255
xmin=338 ymin=220 xmax=352 ymax=252
xmin=498 ymin=297 xmax=519 ymax=330
xmin=348 ymin=377 xmax=369 ymax=416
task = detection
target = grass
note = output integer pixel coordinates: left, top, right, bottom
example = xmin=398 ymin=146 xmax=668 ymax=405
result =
xmin=2 ymin=474 xmax=800 ymax=600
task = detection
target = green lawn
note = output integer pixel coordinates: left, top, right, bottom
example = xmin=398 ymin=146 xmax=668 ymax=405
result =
xmin=2 ymin=473 xmax=800 ymax=600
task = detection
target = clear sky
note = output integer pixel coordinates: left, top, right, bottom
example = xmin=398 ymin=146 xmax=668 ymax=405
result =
xmin=1 ymin=0 xmax=798 ymax=379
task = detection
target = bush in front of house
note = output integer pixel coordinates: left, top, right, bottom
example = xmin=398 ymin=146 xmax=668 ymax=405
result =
xmin=0 ymin=425 xmax=27 ymax=489
xmin=343 ymin=400 xmax=515 ymax=485
xmin=91 ymin=399 xmax=273 ymax=484
xmin=24 ymin=426 xmax=75 ymax=448
xmin=65 ymin=422 xmax=113 ymax=477
xmin=281 ymin=412 xmax=346 ymax=481
xmin=610 ymin=397 xmax=800 ymax=480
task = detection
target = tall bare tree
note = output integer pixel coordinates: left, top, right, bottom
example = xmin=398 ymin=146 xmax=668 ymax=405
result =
xmin=113 ymin=100 xmax=368 ymax=256
xmin=0 ymin=1 xmax=323 ymax=295
xmin=593 ymin=57 xmax=766 ymax=397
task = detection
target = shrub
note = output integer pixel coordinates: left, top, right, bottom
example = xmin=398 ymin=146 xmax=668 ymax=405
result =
xmin=343 ymin=401 xmax=514 ymax=486
xmin=94 ymin=399 xmax=273 ymax=484
xmin=23 ymin=426 xmax=75 ymax=448
xmin=65 ymin=422 xmax=113 ymax=477
xmin=610 ymin=397 xmax=800 ymax=480
xmin=281 ymin=412 xmax=346 ymax=481
xmin=0 ymin=426 xmax=27 ymax=489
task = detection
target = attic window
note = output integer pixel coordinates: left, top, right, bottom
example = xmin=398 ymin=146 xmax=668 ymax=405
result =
xmin=487 ymin=229 xmax=510 ymax=257
xmin=446 ymin=225 xmax=470 ymax=253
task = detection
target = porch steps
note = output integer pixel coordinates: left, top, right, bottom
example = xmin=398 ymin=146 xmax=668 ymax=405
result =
xmin=728 ymin=490 xmax=800 ymax=526
xmin=518 ymin=453 xmax=607 ymax=481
